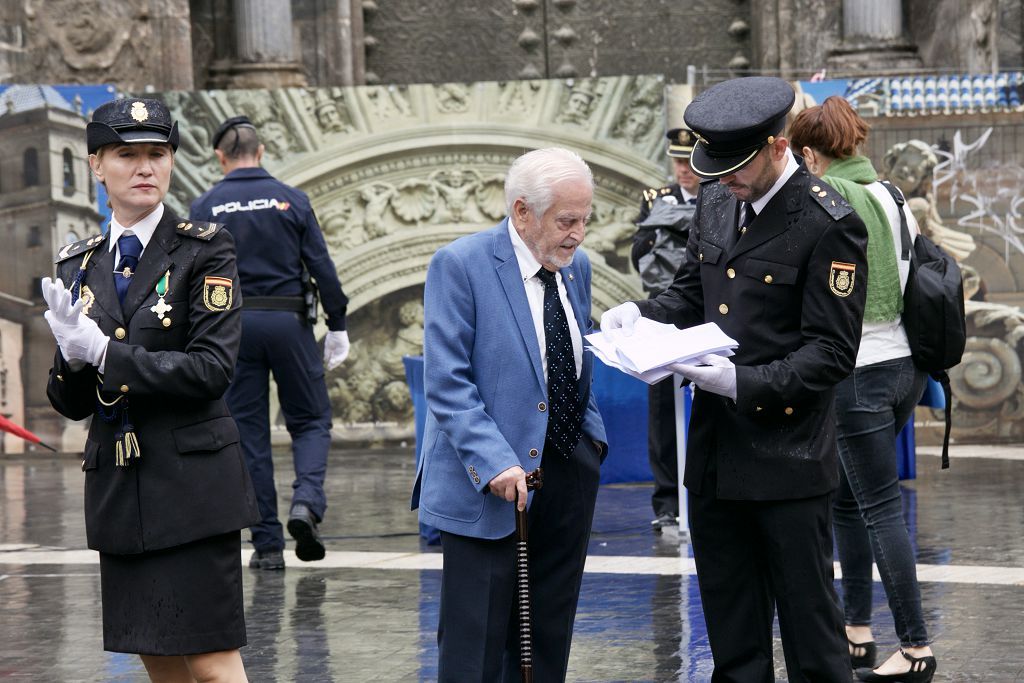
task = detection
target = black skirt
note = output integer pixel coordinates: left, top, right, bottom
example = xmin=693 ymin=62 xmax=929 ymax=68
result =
xmin=100 ymin=531 xmax=246 ymax=655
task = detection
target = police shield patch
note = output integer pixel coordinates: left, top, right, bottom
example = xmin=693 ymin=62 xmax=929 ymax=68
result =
xmin=203 ymin=276 xmax=233 ymax=312
xmin=829 ymin=261 xmax=856 ymax=297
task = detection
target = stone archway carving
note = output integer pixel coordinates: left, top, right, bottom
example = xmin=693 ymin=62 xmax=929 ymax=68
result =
xmin=162 ymin=77 xmax=666 ymax=437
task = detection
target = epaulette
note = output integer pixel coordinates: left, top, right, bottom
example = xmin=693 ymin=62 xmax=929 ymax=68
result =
xmin=659 ymin=186 xmax=673 ymax=195
xmin=55 ymin=233 xmax=106 ymax=263
xmin=808 ymin=181 xmax=854 ymax=221
xmin=176 ymin=220 xmax=222 ymax=241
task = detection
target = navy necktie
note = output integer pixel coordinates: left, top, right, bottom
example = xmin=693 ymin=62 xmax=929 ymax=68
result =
xmin=536 ymin=268 xmax=582 ymax=458
xmin=738 ymin=203 xmax=755 ymax=234
xmin=114 ymin=233 xmax=143 ymax=305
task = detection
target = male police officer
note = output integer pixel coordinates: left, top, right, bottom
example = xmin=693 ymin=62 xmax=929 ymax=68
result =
xmin=603 ymin=78 xmax=868 ymax=682
xmin=631 ymin=128 xmax=701 ymax=531
xmin=191 ymin=116 xmax=350 ymax=569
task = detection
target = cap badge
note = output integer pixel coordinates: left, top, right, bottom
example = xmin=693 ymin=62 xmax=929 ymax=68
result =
xmin=829 ymin=261 xmax=856 ymax=297
xmin=130 ymin=101 xmax=149 ymax=123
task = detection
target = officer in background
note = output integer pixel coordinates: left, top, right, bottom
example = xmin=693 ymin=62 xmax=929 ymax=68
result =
xmin=191 ymin=116 xmax=351 ymax=570
xmin=631 ymin=128 xmax=701 ymax=531
xmin=603 ymin=77 xmax=867 ymax=681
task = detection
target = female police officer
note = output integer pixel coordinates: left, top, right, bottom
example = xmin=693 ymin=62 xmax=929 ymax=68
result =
xmin=42 ymin=98 xmax=259 ymax=682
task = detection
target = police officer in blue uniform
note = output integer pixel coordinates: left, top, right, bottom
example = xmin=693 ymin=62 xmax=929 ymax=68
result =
xmin=191 ymin=116 xmax=350 ymax=569
xmin=603 ymin=78 xmax=868 ymax=682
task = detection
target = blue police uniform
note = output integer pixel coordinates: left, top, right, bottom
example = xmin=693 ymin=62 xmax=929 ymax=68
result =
xmin=190 ymin=166 xmax=348 ymax=557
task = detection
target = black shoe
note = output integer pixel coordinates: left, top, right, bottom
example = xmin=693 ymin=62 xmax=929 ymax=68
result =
xmin=287 ymin=503 xmax=326 ymax=562
xmin=848 ymin=639 xmax=877 ymax=669
xmin=650 ymin=513 xmax=678 ymax=533
xmin=249 ymin=548 xmax=285 ymax=570
xmin=855 ymin=650 xmax=936 ymax=682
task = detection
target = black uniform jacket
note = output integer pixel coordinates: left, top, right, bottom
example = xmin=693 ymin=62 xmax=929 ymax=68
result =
xmin=47 ymin=207 xmax=259 ymax=554
xmin=637 ymin=166 xmax=869 ymax=501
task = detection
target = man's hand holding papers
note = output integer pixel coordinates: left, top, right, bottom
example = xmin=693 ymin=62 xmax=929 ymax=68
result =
xmin=669 ymin=353 xmax=737 ymax=401
xmin=586 ymin=318 xmax=738 ymax=385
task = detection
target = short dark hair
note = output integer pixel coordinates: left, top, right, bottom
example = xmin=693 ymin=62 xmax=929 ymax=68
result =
xmin=216 ymin=124 xmax=261 ymax=160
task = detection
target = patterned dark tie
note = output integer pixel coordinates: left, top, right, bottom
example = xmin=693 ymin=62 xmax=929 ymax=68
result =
xmin=114 ymin=233 xmax=143 ymax=305
xmin=536 ymin=268 xmax=583 ymax=458
xmin=687 ymin=197 xmax=697 ymax=205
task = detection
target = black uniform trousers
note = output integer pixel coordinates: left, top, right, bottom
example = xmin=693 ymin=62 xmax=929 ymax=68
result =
xmin=647 ymin=376 xmax=679 ymax=518
xmin=688 ymin=490 xmax=849 ymax=683
xmin=436 ymin=437 xmax=602 ymax=682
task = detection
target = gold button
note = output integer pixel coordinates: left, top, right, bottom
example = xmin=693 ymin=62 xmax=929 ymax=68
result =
xmin=818 ymin=190 xmax=828 ymax=198
xmin=699 ymin=252 xmax=704 ymax=261
xmin=538 ymin=402 xmax=547 ymax=412
xmin=719 ymin=303 xmax=729 ymax=315
xmin=740 ymin=227 xmax=747 ymax=234
xmin=56 ymin=374 xmax=64 ymax=382
xmin=114 ymin=327 xmax=126 ymax=340
xmin=529 ymin=448 xmax=539 ymax=458
xmin=784 ymin=407 xmax=794 ymax=415
xmin=162 ymin=318 xmax=171 ymax=327
xmin=120 ymin=384 xmax=129 ymax=394
xmin=811 ymin=185 xmax=821 ymax=193
xmin=764 ymin=274 xmax=773 ymax=284
xmin=177 ymin=222 xmax=186 ymax=228
xmin=726 ymin=268 xmax=736 ymax=279
xmin=755 ymin=406 xmax=763 ymax=412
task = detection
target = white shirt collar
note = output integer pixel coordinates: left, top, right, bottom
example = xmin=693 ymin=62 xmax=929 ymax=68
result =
xmin=750 ymin=148 xmax=799 ymax=215
xmin=508 ymin=218 xmax=548 ymax=283
xmin=108 ymin=203 xmax=164 ymax=252
xmin=680 ymin=186 xmax=697 ymax=203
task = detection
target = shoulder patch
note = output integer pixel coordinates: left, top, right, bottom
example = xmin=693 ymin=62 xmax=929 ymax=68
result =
xmin=176 ymin=220 xmax=223 ymax=241
xmin=55 ymin=233 xmax=106 ymax=264
xmin=808 ymin=182 xmax=854 ymax=221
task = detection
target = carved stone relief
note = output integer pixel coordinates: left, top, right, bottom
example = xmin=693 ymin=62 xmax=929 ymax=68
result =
xmin=160 ymin=76 xmax=662 ymax=438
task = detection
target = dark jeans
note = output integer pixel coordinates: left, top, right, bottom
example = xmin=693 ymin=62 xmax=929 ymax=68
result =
xmin=832 ymin=355 xmax=929 ymax=647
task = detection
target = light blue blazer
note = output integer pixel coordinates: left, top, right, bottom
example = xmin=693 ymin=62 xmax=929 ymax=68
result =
xmin=411 ymin=220 xmax=606 ymax=539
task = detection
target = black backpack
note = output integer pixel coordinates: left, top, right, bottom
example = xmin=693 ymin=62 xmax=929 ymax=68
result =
xmin=882 ymin=182 xmax=967 ymax=468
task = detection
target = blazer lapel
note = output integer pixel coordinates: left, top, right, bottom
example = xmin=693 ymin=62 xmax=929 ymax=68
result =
xmin=494 ymin=223 xmax=546 ymax=394
xmin=122 ymin=211 xmax=181 ymax=321
xmin=85 ymin=244 xmax=124 ymax=325
xmin=729 ymin=181 xmax=800 ymax=259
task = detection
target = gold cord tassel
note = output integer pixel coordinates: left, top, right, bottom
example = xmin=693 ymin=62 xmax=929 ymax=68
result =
xmin=115 ymin=425 xmax=141 ymax=467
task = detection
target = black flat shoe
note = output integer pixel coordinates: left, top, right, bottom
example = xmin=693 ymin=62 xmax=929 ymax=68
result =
xmin=848 ymin=638 xmax=877 ymax=669
xmin=855 ymin=649 xmax=936 ymax=682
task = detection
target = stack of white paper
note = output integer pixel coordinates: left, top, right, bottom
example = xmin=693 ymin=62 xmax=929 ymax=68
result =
xmin=585 ymin=319 xmax=738 ymax=384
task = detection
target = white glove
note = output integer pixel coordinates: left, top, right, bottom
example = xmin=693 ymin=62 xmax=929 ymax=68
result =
xmin=42 ymin=277 xmax=109 ymax=370
xmin=323 ymin=330 xmax=350 ymax=371
xmin=600 ymin=302 xmax=641 ymax=335
xmin=670 ymin=353 xmax=737 ymax=401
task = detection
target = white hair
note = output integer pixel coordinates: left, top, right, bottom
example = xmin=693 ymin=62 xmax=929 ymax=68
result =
xmin=504 ymin=147 xmax=594 ymax=217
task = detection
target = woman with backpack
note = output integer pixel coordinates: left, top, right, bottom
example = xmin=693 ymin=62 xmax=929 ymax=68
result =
xmin=790 ymin=97 xmax=936 ymax=683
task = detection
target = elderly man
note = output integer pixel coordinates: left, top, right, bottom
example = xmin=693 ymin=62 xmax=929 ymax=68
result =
xmin=603 ymin=77 xmax=869 ymax=682
xmin=412 ymin=147 xmax=607 ymax=682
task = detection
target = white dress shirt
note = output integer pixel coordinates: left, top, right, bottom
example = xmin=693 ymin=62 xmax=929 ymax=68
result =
xmin=108 ymin=203 xmax=165 ymax=263
xmin=508 ymin=220 xmax=584 ymax=380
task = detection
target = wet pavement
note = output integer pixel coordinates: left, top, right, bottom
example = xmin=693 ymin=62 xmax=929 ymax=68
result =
xmin=2 ymin=444 xmax=1024 ymax=681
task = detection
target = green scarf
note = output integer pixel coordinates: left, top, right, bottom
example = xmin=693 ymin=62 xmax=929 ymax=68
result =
xmin=822 ymin=155 xmax=902 ymax=322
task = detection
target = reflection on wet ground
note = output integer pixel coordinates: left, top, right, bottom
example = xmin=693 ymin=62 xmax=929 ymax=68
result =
xmin=2 ymin=446 xmax=1023 ymax=681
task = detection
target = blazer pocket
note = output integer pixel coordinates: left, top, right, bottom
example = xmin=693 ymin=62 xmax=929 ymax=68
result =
xmin=173 ymin=416 xmax=240 ymax=455
xmin=698 ymin=241 xmax=723 ymax=265
xmin=82 ymin=438 xmax=99 ymax=471
xmin=742 ymin=258 xmax=799 ymax=286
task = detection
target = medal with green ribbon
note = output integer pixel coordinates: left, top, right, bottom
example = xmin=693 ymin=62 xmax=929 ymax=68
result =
xmin=150 ymin=270 xmax=172 ymax=327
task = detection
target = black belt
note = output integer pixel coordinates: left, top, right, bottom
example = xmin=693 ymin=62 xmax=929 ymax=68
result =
xmin=243 ymin=296 xmax=305 ymax=313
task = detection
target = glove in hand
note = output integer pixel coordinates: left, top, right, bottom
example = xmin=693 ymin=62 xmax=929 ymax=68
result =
xmin=41 ymin=276 xmax=109 ymax=370
xmin=670 ymin=353 xmax=737 ymax=401
xmin=600 ymin=302 xmax=641 ymax=335
xmin=323 ymin=330 xmax=350 ymax=371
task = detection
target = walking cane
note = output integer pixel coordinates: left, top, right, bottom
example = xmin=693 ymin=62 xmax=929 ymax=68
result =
xmin=516 ymin=468 xmax=544 ymax=683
